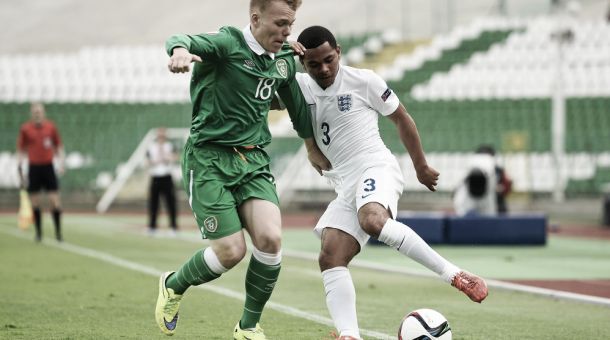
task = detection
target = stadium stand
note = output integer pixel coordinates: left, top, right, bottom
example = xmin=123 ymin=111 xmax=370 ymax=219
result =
xmin=410 ymin=18 xmax=610 ymax=99
xmin=0 ymin=46 xmax=191 ymax=103
xmin=273 ymin=17 xmax=610 ymax=199
xmin=0 ymin=103 xmax=191 ymax=192
xmin=0 ymin=17 xmax=608 ymax=201
xmin=0 ymin=32 xmax=378 ymax=197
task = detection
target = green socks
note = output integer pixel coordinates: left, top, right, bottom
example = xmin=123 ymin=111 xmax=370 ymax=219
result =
xmin=164 ymin=248 xmax=280 ymax=329
xmin=166 ymin=249 xmax=220 ymax=295
xmin=240 ymin=255 xmax=281 ymax=329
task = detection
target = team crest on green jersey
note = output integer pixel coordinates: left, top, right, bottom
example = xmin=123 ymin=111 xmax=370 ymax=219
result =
xmin=203 ymin=216 xmax=218 ymax=233
xmin=276 ymin=59 xmax=288 ymax=78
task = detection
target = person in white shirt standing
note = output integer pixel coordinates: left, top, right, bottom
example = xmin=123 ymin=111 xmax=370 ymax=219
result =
xmin=147 ymin=127 xmax=178 ymax=235
xmin=292 ymin=26 xmax=488 ymax=340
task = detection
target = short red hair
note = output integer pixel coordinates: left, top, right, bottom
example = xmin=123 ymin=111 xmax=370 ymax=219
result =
xmin=250 ymin=0 xmax=302 ymax=12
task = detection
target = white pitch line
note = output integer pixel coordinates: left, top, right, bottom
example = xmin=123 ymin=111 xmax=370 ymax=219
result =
xmin=485 ymin=279 xmax=610 ymax=307
xmin=32 ymin=218 xmax=610 ymax=310
xmin=0 ymin=227 xmax=394 ymax=340
xmin=283 ymin=250 xmax=610 ymax=308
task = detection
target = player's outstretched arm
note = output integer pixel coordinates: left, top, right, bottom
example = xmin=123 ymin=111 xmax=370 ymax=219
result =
xmin=167 ymin=47 xmax=202 ymax=73
xmin=388 ymin=103 xmax=439 ymax=191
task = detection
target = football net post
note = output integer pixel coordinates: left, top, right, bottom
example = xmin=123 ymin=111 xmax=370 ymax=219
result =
xmin=96 ymin=128 xmax=189 ymax=213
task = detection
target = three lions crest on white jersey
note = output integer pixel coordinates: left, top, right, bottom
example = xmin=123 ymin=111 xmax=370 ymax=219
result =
xmin=337 ymin=94 xmax=353 ymax=112
xmin=296 ymin=66 xmax=400 ymax=170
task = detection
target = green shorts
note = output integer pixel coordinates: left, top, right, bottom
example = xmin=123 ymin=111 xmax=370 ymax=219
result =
xmin=182 ymin=140 xmax=279 ymax=240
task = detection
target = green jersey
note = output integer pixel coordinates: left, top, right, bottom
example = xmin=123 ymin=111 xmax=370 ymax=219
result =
xmin=166 ymin=26 xmax=313 ymax=147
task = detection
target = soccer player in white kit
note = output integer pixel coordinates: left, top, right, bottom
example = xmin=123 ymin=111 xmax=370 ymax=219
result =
xmin=292 ymin=26 xmax=488 ymax=340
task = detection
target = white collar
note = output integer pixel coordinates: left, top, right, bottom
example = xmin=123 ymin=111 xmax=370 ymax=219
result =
xmin=242 ymin=25 xmax=275 ymax=60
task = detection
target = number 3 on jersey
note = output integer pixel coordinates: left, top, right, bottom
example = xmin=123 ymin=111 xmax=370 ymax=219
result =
xmin=321 ymin=122 xmax=331 ymax=145
xmin=363 ymin=178 xmax=376 ymax=192
xmin=361 ymin=178 xmax=376 ymax=199
xmin=255 ymin=78 xmax=276 ymax=100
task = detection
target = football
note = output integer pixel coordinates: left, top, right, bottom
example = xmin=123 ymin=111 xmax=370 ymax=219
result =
xmin=398 ymin=308 xmax=452 ymax=340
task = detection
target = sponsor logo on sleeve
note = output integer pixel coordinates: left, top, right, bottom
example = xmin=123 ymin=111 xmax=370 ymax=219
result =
xmin=381 ymin=88 xmax=392 ymax=102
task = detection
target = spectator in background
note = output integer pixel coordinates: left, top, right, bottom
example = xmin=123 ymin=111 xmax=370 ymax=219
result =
xmin=453 ymin=153 xmax=497 ymax=216
xmin=476 ymin=144 xmax=512 ymax=214
xmin=146 ymin=127 xmax=178 ymax=236
xmin=16 ymin=102 xmax=65 ymax=242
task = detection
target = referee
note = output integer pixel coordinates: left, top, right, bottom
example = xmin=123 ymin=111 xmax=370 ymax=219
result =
xmin=17 ymin=102 xmax=65 ymax=242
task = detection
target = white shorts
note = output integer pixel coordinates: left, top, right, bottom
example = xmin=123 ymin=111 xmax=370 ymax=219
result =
xmin=314 ymin=160 xmax=404 ymax=248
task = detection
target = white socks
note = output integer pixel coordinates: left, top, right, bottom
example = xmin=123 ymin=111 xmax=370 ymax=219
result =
xmin=320 ymin=220 xmax=459 ymax=339
xmin=203 ymin=247 xmax=228 ymax=274
xmin=322 ymin=267 xmax=361 ymax=339
xmin=378 ymin=219 xmax=460 ymax=283
xmin=251 ymin=246 xmax=282 ymax=266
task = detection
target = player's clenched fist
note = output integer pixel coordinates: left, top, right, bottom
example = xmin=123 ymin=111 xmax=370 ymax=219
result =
xmin=168 ymin=47 xmax=202 ymax=73
xmin=416 ymin=165 xmax=440 ymax=192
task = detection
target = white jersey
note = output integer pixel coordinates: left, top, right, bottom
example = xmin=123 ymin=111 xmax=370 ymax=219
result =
xmin=297 ymin=65 xmax=404 ymax=247
xmin=296 ymin=65 xmax=400 ymax=175
xmin=147 ymin=141 xmax=175 ymax=177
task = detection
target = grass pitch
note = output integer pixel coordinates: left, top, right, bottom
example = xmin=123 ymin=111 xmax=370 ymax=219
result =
xmin=1 ymin=213 xmax=609 ymax=339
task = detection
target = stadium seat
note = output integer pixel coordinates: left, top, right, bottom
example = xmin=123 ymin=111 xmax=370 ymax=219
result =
xmin=446 ymin=214 xmax=547 ymax=245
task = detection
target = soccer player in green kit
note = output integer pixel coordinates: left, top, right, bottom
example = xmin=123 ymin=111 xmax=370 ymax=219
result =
xmin=155 ymin=0 xmax=330 ymax=339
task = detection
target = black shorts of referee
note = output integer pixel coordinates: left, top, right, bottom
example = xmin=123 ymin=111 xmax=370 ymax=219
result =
xmin=27 ymin=164 xmax=59 ymax=193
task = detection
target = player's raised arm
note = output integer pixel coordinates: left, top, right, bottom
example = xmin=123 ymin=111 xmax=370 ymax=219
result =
xmin=387 ymin=104 xmax=439 ymax=191
xmin=165 ymin=32 xmax=230 ymax=73
xmin=167 ymin=47 xmax=202 ymax=73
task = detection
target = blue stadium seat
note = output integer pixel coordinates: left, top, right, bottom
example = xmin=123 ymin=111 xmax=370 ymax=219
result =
xmin=446 ymin=214 xmax=547 ymax=245
xmin=396 ymin=212 xmax=446 ymax=244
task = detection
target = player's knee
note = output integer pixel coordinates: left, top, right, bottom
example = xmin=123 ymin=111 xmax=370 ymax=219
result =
xmin=254 ymin=232 xmax=282 ymax=254
xmin=318 ymin=250 xmax=333 ymax=271
xmin=358 ymin=209 xmax=388 ymax=238
xmin=216 ymin=243 xmax=247 ymax=268
xmin=222 ymin=252 xmax=246 ymax=269
xmin=318 ymin=248 xmax=347 ymax=271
